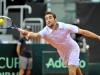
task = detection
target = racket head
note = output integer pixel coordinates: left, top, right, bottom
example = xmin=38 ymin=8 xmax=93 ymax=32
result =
xmin=0 ymin=16 xmax=12 ymax=29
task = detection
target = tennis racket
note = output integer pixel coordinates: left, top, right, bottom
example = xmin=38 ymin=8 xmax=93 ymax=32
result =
xmin=0 ymin=16 xmax=18 ymax=29
xmin=0 ymin=16 xmax=29 ymax=36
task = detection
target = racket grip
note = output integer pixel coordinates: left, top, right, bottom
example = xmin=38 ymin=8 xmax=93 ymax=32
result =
xmin=11 ymin=26 xmax=18 ymax=29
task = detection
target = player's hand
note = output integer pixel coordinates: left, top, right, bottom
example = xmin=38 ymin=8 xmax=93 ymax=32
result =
xmin=17 ymin=28 xmax=29 ymax=35
xmin=25 ymin=32 xmax=33 ymax=39
xmin=18 ymin=28 xmax=34 ymax=39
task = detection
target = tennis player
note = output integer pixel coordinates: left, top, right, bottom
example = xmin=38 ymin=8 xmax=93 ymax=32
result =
xmin=18 ymin=12 xmax=100 ymax=75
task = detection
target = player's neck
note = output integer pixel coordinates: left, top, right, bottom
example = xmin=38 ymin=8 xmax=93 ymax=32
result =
xmin=52 ymin=23 xmax=58 ymax=30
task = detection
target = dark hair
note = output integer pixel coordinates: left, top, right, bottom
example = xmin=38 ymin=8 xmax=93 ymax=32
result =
xmin=45 ymin=11 xmax=56 ymax=19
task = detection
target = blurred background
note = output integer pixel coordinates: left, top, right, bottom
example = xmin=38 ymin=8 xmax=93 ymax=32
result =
xmin=0 ymin=0 xmax=100 ymax=75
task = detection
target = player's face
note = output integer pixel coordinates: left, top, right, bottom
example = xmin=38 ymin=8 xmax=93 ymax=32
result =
xmin=45 ymin=14 xmax=56 ymax=28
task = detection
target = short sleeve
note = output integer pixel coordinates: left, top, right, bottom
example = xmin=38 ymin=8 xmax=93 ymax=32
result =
xmin=67 ymin=24 xmax=79 ymax=33
xmin=38 ymin=27 xmax=47 ymax=37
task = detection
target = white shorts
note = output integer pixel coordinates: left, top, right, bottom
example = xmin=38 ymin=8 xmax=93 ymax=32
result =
xmin=68 ymin=49 xmax=80 ymax=67
xmin=59 ymin=49 xmax=80 ymax=67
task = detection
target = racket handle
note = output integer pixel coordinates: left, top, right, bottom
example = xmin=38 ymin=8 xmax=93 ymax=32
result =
xmin=11 ymin=26 xmax=18 ymax=29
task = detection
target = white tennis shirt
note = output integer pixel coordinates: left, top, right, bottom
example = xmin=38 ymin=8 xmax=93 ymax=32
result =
xmin=39 ymin=22 xmax=80 ymax=63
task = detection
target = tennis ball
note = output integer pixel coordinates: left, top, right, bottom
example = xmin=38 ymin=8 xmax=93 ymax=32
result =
xmin=0 ymin=18 xmax=5 ymax=25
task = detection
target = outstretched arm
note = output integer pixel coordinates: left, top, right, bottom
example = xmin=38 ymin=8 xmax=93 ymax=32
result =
xmin=17 ymin=28 xmax=41 ymax=39
xmin=78 ymin=28 xmax=100 ymax=40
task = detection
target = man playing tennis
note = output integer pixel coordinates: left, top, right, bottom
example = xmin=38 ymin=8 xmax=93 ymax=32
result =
xmin=18 ymin=12 xmax=100 ymax=75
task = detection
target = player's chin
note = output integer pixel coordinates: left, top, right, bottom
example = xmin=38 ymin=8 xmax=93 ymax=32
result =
xmin=47 ymin=24 xmax=52 ymax=27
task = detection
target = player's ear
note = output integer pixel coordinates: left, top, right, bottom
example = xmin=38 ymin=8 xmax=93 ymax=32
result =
xmin=55 ymin=19 xmax=57 ymax=21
